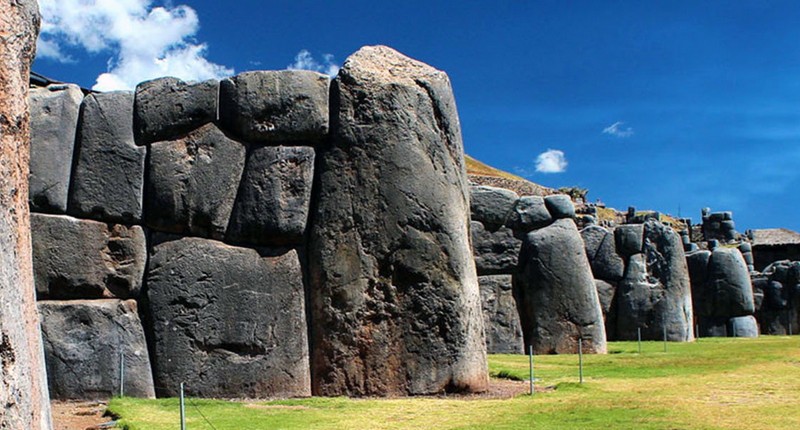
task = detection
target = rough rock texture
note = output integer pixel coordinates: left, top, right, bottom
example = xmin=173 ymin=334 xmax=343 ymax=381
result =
xmin=227 ymin=146 xmax=315 ymax=246
xmin=31 ymin=214 xmax=146 ymax=299
xmin=513 ymin=219 xmax=607 ymax=354
xmin=543 ymin=194 xmax=575 ymax=219
xmin=146 ymin=236 xmax=310 ymax=398
xmin=39 ymin=300 xmax=154 ymax=399
xmin=0 ymin=2 xmax=53 ymax=428
xmin=616 ymin=221 xmax=694 ymax=341
xmin=581 ymin=226 xmax=624 ymax=282
xmin=755 ymin=261 xmax=800 ymax=335
xmin=146 ymin=123 xmax=246 ymax=240
xmin=133 ymin=77 xmax=218 ymax=144
xmin=478 ymin=275 xmax=523 ymax=354
xmin=614 ymin=224 xmax=643 ymax=257
xmin=470 ymin=221 xmax=521 ymax=275
xmin=219 ymin=70 xmax=330 ymax=143
xmin=307 ymin=46 xmax=488 ymax=396
xmin=728 ymin=315 xmax=758 ymax=338
xmin=470 ymin=186 xmax=518 ymax=227
xmin=68 ymin=91 xmax=145 ymax=223
xmin=701 ymin=248 xmax=755 ymax=317
xmin=28 ymin=84 xmax=83 ymax=213
xmin=594 ymin=279 xmax=618 ymax=339
xmin=507 ymin=195 xmax=551 ymax=232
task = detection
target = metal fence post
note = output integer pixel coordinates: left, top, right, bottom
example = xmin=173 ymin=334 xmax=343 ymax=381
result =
xmin=578 ymin=338 xmax=584 ymax=384
xmin=180 ymin=382 xmax=186 ymax=430
xmin=637 ymin=327 xmax=642 ymax=354
xmin=119 ymin=350 xmax=124 ymax=397
xmin=529 ymin=345 xmax=534 ymax=396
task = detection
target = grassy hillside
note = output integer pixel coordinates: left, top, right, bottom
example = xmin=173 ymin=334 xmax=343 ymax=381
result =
xmin=108 ymin=336 xmax=800 ymax=429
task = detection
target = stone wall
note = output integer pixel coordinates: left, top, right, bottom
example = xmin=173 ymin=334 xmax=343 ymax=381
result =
xmin=29 ymin=46 xmax=488 ymax=399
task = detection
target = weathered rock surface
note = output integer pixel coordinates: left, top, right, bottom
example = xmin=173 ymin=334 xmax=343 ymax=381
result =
xmin=470 ymin=186 xmax=518 ymax=227
xmin=39 ymin=299 xmax=154 ymax=399
xmin=581 ymin=226 xmax=624 ymax=281
xmin=702 ymin=248 xmax=755 ymax=317
xmin=308 ymin=46 xmax=488 ymax=396
xmin=514 ymin=218 xmax=607 ymax=354
xmin=614 ymin=224 xmax=643 ymax=257
xmin=544 ymin=194 xmax=575 ymax=219
xmin=31 ymin=213 xmax=146 ymax=299
xmin=219 ymin=70 xmax=330 ymax=143
xmin=507 ymin=195 xmax=551 ymax=232
xmin=28 ymin=84 xmax=83 ymax=213
xmin=227 ymin=146 xmax=315 ymax=246
xmin=479 ymin=275 xmax=523 ymax=354
xmin=616 ymin=221 xmax=694 ymax=341
xmin=68 ymin=91 xmax=144 ymax=223
xmin=594 ymin=279 xmax=618 ymax=339
xmin=470 ymin=221 xmax=521 ymax=275
xmin=755 ymin=261 xmax=800 ymax=335
xmin=134 ymin=77 xmax=218 ymax=144
xmin=146 ymin=236 xmax=310 ymax=398
xmin=728 ymin=315 xmax=758 ymax=338
xmin=146 ymin=123 xmax=246 ymax=239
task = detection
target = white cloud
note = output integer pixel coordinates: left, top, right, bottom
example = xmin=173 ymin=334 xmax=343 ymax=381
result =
xmin=287 ymin=50 xmax=340 ymax=77
xmin=37 ymin=0 xmax=233 ymax=91
xmin=535 ymin=149 xmax=568 ymax=173
xmin=602 ymin=121 xmax=634 ymax=138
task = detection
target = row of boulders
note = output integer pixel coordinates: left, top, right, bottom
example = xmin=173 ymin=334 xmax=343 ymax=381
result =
xmin=753 ymin=260 xmax=800 ymax=335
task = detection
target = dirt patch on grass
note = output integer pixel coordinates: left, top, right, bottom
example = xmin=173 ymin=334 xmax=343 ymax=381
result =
xmin=51 ymin=400 xmax=114 ymax=430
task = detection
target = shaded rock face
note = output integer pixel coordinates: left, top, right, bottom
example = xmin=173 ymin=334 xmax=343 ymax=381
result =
xmin=133 ymin=77 xmax=218 ymax=144
xmin=615 ymin=221 xmax=694 ymax=341
xmin=581 ymin=226 xmax=624 ymax=282
xmin=693 ymin=248 xmax=755 ymax=318
xmin=146 ymin=236 xmax=310 ymax=398
xmin=514 ymin=219 xmax=607 ymax=354
xmin=39 ymin=300 xmax=154 ymax=399
xmin=471 ymin=221 xmax=522 ymax=275
xmin=507 ymin=195 xmax=551 ymax=232
xmin=145 ymin=123 xmax=246 ymax=239
xmin=470 ymin=186 xmax=518 ymax=227
xmin=29 ymin=84 xmax=83 ymax=213
xmin=754 ymin=260 xmax=800 ymax=335
xmin=308 ymin=46 xmax=487 ymax=396
xmin=1 ymin=2 xmax=52 ymax=428
xmin=219 ymin=70 xmax=330 ymax=143
xmin=68 ymin=92 xmax=145 ymax=223
xmin=594 ymin=279 xmax=618 ymax=338
xmin=227 ymin=146 xmax=315 ymax=246
xmin=478 ymin=275 xmax=523 ymax=354
xmin=31 ymin=214 xmax=146 ymax=299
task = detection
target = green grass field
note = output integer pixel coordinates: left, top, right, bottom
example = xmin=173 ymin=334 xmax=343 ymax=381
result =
xmin=108 ymin=336 xmax=800 ymax=429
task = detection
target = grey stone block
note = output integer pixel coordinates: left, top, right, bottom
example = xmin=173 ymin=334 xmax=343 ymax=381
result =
xmin=728 ymin=315 xmax=758 ymax=337
xmin=544 ymin=194 xmax=575 ymax=219
xmin=31 ymin=213 xmax=146 ymax=299
xmin=39 ymin=299 xmax=155 ymax=399
xmin=507 ymin=196 xmax=551 ymax=231
xmin=615 ymin=224 xmax=644 ymax=257
xmin=133 ymin=77 xmax=218 ymax=144
xmin=226 ymin=146 xmax=315 ymax=246
xmin=479 ymin=275 xmax=523 ymax=354
xmin=469 ymin=185 xmax=519 ymax=227
xmin=471 ymin=221 xmax=522 ymax=275
xmin=28 ymin=84 xmax=83 ymax=213
xmin=68 ymin=91 xmax=145 ymax=223
xmin=219 ymin=70 xmax=330 ymax=143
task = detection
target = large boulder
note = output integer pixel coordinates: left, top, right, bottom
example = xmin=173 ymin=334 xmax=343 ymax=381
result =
xmin=507 ymin=195 xmax=551 ymax=232
xmin=68 ymin=91 xmax=145 ymax=223
xmin=594 ymin=279 xmax=618 ymax=340
xmin=469 ymin=186 xmax=518 ymax=227
xmin=39 ymin=299 xmax=155 ymax=400
xmin=133 ymin=77 xmax=218 ymax=144
xmin=146 ymin=236 xmax=310 ymax=398
xmin=28 ymin=84 xmax=83 ymax=213
xmin=31 ymin=214 xmax=146 ymax=299
xmin=307 ymin=46 xmax=488 ymax=396
xmin=513 ymin=218 xmax=607 ymax=354
xmin=470 ymin=221 xmax=522 ymax=275
xmin=219 ymin=70 xmax=330 ymax=143
xmin=145 ymin=123 xmax=246 ymax=240
xmin=616 ymin=221 xmax=694 ymax=341
xmin=702 ymin=248 xmax=755 ymax=317
xmin=478 ymin=275 xmax=523 ymax=354
xmin=226 ymin=146 xmax=315 ymax=246
xmin=581 ymin=226 xmax=624 ymax=281
xmin=543 ymin=194 xmax=575 ymax=219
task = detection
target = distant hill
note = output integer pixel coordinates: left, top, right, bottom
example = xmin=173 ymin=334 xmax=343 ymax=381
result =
xmin=465 ymin=155 xmax=555 ymax=197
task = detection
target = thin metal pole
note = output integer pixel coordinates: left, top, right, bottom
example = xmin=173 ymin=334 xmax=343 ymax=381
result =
xmin=119 ymin=350 xmax=124 ymax=397
xmin=696 ymin=324 xmax=700 ymax=339
xmin=528 ymin=345 xmax=534 ymax=396
xmin=663 ymin=324 xmax=668 ymax=353
xmin=789 ymin=311 xmax=793 ymax=336
xmin=180 ymin=382 xmax=186 ymax=430
xmin=578 ymin=338 xmax=584 ymax=384
xmin=637 ymin=327 xmax=642 ymax=354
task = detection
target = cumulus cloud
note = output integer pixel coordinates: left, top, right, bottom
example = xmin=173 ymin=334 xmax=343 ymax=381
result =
xmin=287 ymin=50 xmax=340 ymax=77
xmin=602 ymin=121 xmax=634 ymax=138
xmin=535 ymin=149 xmax=568 ymax=173
xmin=37 ymin=0 xmax=233 ymax=91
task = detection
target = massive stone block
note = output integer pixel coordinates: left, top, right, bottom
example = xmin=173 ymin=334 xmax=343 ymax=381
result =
xmin=68 ymin=91 xmax=145 ymax=223
xmin=146 ymin=236 xmax=310 ymax=398
xmin=470 ymin=221 xmax=521 ymax=275
xmin=514 ymin=218 xmax=607 ymax=354
xmin=544 ymin=194 xmax=575 ymax=219
xmin=594 ymin=279 xmax=618 ymax=340
xmin=133 ymin=77 xmax=218 ymax=144
xmin=700 ymin=248 xmax=755 ymax=317
xmin=469 ymin=185 xmax=518 ymax=227
xmin=479 ymin=275 xmax=523 ymax=354
xmin=39 ymin=300 xmax=154 ymax=400
xmin=308 ymin=46 xmax=488 ymax=396
xmin=146 ymin=123 xmax=246 ymax=240
xmin=507 ymin=195 xmax=551 ymax=232
xmin=616 ymin=221 xmax=694 ymax=341
xmin=227 ymin=146 xmax=315 ymax=246
xmin=28 ymin=84 xmax=83 ymax=213
xmin=219 ymin=70 xmax=330 ymax=143
xmin=581 ymin=225 xmax=624 ymax=282
xmin=31 ymin=213 xmax=146 ymax=299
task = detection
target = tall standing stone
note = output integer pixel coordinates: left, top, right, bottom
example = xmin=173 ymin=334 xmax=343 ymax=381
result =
xmin=0 ymin=1 xmax=53 ymax=428
xmin=308 ymin=46 xmax=488 ymax=396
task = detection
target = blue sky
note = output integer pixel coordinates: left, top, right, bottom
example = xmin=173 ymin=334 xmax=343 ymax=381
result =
xmin=34 ymin=1 xmax=800 ymax=232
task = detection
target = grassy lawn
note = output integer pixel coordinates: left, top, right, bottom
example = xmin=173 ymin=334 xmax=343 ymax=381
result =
xmin=108 ymin=336 xmax=800 ymax=429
